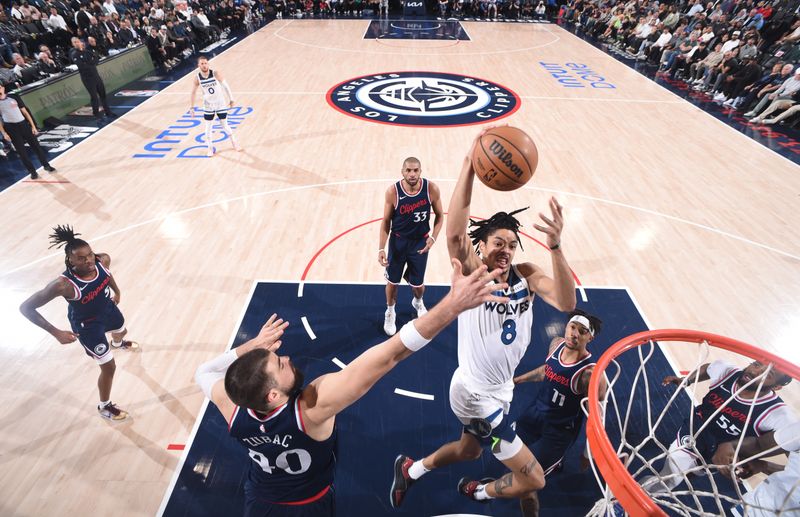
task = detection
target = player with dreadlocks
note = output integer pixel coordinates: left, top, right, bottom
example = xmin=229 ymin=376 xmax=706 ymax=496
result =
xmin=390 ymin=129 xmax=577 ymax=517
xmin=19 ymin=225 xmax=137 ymax=421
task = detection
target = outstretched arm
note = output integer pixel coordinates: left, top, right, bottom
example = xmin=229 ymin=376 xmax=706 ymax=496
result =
xmin=195 ymin=314 xmax=289 ymax=423
xmin=446 ymin=132 xmax=485 ymax=274
xmin=523 ymin=197 xmax=576 ymax=312
xmin=19 ymin=278 xmax=79 ymax=344
xmin=302 ymin=259 xmax=509 ymax=426
xmin=663 ymin=362 xmax=710 ymax=387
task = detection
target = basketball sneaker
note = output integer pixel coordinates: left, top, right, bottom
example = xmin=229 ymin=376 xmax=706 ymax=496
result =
xmin=411 ymin=298 xmax=427 ymax=318
xmin=98 ymin=402 xmax=129 ymax=421
xmin=390 ymin=455 xmax=415 ymax=508
xmin=383 ymin=308 xmax=396 ymax=336
xmin=458 ymin=477 xmax=496 ymax=503
xmin=111 ymin=340 xmax=140 ymax=350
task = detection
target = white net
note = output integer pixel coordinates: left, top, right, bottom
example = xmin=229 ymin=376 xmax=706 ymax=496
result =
xmin=584 ymin=336 xmax=800 ymax=517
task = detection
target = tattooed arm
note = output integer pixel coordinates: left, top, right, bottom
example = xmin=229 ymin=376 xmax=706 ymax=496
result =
xmin=514 ymin=337 xmax=562 ymax=384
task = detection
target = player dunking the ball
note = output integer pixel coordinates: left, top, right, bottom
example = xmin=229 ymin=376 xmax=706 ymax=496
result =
xmin=190 ymin=55 xmax=242 ymax=157
xmin=19 ymin=225 xmax=138 ymax=421
xmin=391 ymin=129 xmax=577 ymax=516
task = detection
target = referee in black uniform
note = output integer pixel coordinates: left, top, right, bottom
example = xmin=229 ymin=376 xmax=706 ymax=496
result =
xmin=69 ymin=37 xmax=116 ymax=119
xmin=0 ymin=84 xmax=55 ymax=179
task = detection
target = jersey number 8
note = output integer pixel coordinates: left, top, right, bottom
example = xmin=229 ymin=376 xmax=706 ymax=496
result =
xmin=501 ymin=319 xmax=517 ymax=345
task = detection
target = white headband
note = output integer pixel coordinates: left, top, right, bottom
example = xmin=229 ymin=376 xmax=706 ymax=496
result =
xmin=569 ymin=315 xmax=594 ymax=336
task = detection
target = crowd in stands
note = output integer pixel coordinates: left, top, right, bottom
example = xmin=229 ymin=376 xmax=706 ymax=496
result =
xmin=0 ymin=0 xmax=266 ymax=87
xmin=560 ymin=0 xmax=800 ymax=127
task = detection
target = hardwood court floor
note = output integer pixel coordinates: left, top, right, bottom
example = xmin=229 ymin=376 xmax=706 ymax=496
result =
xmin=0 ymin=19 xmax=798 ymax=516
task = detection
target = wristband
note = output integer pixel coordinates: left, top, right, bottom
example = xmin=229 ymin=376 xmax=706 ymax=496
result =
xmin=428 ymin=235 xmax=436 ymax=243
xmin=549 ymin=242 xmax=560 ymax=250
xmin=399 ymin=322 xmax=431 ymax=352
xmin=378 ymin=249 xmax=385 ymax=253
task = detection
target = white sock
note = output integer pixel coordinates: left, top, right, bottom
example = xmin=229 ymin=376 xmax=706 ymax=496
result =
xmin=99 ymin=400 xmax=110 ymax=408
xmin=205 ymin=120 xmax=214 ymax=150
xmin=408 ymin=460 xmax=430 ymax=480
xmin=220 ymin=119 xmax=236 ymax=140
xmin=386 ymin=304 xmax=395 ymax=313
xmin=413 ymin=297 xmax=423 ymax=304
xmin=474 ymin=483 xmax=494 ymax=500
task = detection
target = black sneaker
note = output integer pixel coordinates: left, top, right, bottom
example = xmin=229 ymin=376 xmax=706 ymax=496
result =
xmin=97 ymin=401 xmax=129 ymax=421
xmin=390 ymin=455 xmax=416 ymax=509
xmin=457 ymin=476 xmax=495 ymax=503
xmin=30 ymin=171 xmax=38 ymax=179
xmin=44 ymin=165 xmax=55 ymax=172
xmin=105 ymin=110 xmax=117 ymax=118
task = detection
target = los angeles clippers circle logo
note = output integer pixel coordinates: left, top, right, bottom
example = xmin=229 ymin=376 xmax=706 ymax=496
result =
xmin=326 ymin=71 xmax=520 ymax=127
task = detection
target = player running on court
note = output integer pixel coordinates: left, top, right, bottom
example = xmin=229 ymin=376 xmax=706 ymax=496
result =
xmin=390 ymin=129 xmax=577 ymax=516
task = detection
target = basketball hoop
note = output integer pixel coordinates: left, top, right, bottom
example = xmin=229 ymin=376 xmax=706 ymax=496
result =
xmin=585 ymin=329 xmax=800 ymax=517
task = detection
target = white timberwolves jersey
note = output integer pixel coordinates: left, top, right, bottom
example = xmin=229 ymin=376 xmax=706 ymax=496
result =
xmin=457 ymin=264 xmax=534 ymax=387
xmin=198 ymin=69 xmax=227 ymax=111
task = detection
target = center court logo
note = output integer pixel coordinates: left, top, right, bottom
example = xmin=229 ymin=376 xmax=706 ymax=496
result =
xmin=326 ymin=72 xmax=520 ymax=127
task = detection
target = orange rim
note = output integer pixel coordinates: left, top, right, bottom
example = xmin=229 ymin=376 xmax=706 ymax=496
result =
xmin=586 ymin=329 xmax=800 ymax=517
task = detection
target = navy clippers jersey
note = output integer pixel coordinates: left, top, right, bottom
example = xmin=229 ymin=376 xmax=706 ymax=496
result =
xmin=693 ymin=368 xmax=788 ymax=443
xmin=533 ymin=340 xmax=594 ymax=425
xmin=61 ymin=260 xmax=114 ymax=323
xmin=391 ymin=178 xmax=431 ymax=240
xmin=228 ymin=395 xmax=337 ymax=504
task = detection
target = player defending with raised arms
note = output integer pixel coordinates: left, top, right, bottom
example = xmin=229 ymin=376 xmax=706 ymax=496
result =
xmin=195 ymin=259 xmax=508 ymax=516
xmin=20 ymin=225 xmax=137 ymax=421
xmin=391 ymin=129 xmax=577 ymax=516
xmin=190 ymin=55 xmax=241 ymax=157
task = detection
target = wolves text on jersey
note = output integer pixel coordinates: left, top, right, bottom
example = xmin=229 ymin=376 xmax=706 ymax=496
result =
xmin=483 ymin=300 xmax=530 ymax=315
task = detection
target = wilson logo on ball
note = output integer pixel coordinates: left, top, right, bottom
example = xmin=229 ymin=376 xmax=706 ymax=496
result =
xmin=487 ymin=140 xmax=525 ymax=179
xmin=326 ymin=71 xmax=520 ymax=127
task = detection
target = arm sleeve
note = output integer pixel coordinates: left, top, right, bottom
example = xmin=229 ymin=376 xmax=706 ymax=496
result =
xmin=775 ymin=420 xmax=800 ymax=453
xmin=220 ymin=80 xmax=234 ymax=102
xmin=706 ymin=359 xmax=735 ymax=385
xmin=194 ymin=349 xmax=238 ymax=399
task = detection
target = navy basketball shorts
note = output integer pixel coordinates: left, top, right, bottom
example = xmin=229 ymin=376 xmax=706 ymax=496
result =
xmin=385 ymin=235 xmax=428 ymax=287
xmin=675 ymin=416 xmax=719 ymax=463
xmin=514 ymin=409 xmax=582 ymax=476
xmin=244 ymin=487 xmax=334 ymax=517
xmin=70 ymin=304 xmax=126 ymax=364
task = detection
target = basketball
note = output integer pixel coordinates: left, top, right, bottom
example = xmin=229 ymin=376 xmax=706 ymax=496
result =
xmin=471 ymin=127 xmax=538 ymax=191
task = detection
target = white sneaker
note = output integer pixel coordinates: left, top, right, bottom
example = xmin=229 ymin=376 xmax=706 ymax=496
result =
xmin=762 ymin=118 xmax=777 ymax=124
xmin=750 ymin=117 xmax=763 ymax=124
xmin=411 ymin=298 xmax=427 ymax=318
xmin=743 ymin=111 xmax=756 ymax=118
xmin=384 ymin=309 xmax=396 ymax=336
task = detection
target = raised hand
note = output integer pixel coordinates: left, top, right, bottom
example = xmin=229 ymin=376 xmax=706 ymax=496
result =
xmin=255 ymin=313 xmax=289 ymax=351
xmin=662 ymin=375 xmax=684 ymax=387
xmin=532 ymin=197 xmax=564 ymax=249
xmin=449 ymin=258 xmax=509 ymax=312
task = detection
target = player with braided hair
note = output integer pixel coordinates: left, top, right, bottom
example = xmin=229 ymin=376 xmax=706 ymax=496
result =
xmin=390 ymin=129 xmax=577 ymax=516
xmin=20 ymin=225 xmax=137 ymax=421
